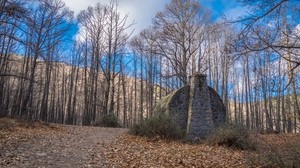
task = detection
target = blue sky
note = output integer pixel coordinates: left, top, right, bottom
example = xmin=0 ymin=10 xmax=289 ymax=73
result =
xmin=62 ymin=0 xmax=246 ymax=37
xmin=199 ymin=0 xmax=246 ymax=20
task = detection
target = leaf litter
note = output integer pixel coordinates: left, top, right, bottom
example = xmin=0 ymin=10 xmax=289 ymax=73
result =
xmin=1 ymin=117 xmax=299 ymax=168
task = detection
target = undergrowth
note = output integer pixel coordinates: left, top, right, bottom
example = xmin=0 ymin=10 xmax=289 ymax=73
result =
xmin=207 ymin=123 xmax=256 ymax=150
xmin=93 ymin=114 xmax=120 ymax=128
xmin=131 ymin=113 xmax=185 ymax=140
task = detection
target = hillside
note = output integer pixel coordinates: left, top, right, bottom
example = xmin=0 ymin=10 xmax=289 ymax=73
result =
xmin=1 ymin=54 xmax=164 ymax=126
xmin=228 ymin=94 xmax=300 ymax=133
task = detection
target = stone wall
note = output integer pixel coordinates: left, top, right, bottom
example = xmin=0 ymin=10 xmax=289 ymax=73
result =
xmin=209 ymin=87 xmax=226 ymax=127
xmin=187 ymin=74 xmax=214 ymax=139
xmin=167 ymin=86 xmax=190 ymax=130
xmin=154 ymin=73 xmax=226 ymax=139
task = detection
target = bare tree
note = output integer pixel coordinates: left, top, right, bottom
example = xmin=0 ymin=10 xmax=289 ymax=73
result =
xmin=77 ymin=0 xmax=133 ymax=125
xmin=19 ymin=0 xmax=73 ymax=119
xmin=235 ymin=0 xmax=300 ymax=71
xmin=153 ymin=0 xmax=211 ymax=86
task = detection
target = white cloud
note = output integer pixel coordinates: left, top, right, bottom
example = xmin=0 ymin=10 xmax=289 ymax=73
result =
xmin=63 ymin=0 xmax=99 ymax=15
xmin=62 ymin=0 xmax=170 ymax=35
xmin=293 ymin=24 xmax=300 ymax=35
xmin=223 ymin=6 xmax=248 ymax=21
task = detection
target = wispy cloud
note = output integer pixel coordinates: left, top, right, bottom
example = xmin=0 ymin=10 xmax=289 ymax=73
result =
xmin=199 ymin=0 xmax=246 ymax=20
xmin=63 ymin=0 xmax=248 ymax=37
xmin=62 ymin=0 xmax=170 ymax=35
xmin=223 ymin=6 xmax=248 ymax=21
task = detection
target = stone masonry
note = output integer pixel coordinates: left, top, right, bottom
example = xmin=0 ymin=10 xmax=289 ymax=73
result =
xmin=154 ymin=73 xmax=226 ymax=139
xmin=187 ymin=74 xmax=214 ymax=139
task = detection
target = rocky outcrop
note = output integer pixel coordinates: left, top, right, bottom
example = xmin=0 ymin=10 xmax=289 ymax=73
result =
xmin=154 ymin=73 xmax=226 ymax=139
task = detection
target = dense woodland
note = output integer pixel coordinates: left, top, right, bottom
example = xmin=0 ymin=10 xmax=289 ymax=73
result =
xmin=0 ymin=0 xmax=299 ymax=133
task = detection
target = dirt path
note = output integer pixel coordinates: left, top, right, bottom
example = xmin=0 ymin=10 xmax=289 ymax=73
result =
xmin=0 ymin=125 xmax=128 ymax=168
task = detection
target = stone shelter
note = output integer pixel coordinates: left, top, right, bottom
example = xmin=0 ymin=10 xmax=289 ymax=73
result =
xmin=154 ymin=73 xmax=226 ymax=139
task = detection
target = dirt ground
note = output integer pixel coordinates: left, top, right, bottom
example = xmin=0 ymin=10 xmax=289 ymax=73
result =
xmin=0 ymin=118 xmax=128 ymax=168
xmin=1 ymin=118 xmax=299 ymax=168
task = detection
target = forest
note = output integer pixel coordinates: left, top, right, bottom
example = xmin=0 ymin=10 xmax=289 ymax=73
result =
xmin=0 ymin=0 xmax=299 ymax=134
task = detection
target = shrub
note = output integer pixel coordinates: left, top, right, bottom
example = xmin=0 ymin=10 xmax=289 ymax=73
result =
xmin=131 ymin=114 xmax=185 ymax=140
xmin=93 ymin=114 xmax=120 ymax=128
xmin=248 ymin=136 xmax=300 ymax=167
xmin=207 ymin=123 xmax=256 ymax=150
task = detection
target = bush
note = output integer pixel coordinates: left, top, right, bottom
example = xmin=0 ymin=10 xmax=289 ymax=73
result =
xmin=248 ymin=136 xmax=300 ymax=167
xmin=131 ymin=114 xmax=185 ymax=140
xmin=207 ymin=123 xmax=256 ymax=150
xmin=93 ymin=114 xmax=120 ymax=128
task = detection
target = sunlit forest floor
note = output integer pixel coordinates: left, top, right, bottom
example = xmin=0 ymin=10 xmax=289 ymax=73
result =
xmin=0 ymin=117 xmax=127 ymax=167
xmin=105 ymin=134 xmax=300 ymax=167
xmin=0 ymin=117 xmax=299 ymax=168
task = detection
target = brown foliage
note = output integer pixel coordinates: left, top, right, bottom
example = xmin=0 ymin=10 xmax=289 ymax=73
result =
xmin=103 ymin=135 xmax=250 ymax=167
xmin=1 ymin=117 xmax=299 ymax=167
